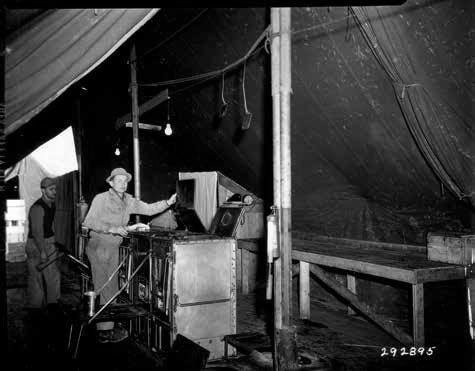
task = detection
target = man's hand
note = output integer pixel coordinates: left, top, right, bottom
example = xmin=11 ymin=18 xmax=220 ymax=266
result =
xmin=167 ymin=193 xmax=177 ymax=206
xmin=109 ymin=226 xmax=128 ymax=237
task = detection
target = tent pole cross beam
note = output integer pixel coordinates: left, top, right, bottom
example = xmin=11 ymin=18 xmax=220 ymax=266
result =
xmin=115 ymin=88 xmax=169 ymax=130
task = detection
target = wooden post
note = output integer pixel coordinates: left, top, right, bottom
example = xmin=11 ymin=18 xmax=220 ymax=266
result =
xmin=130 ymin=44 xmax=141 ymax=222
xmin=299 ymin=261 xmax=310 ymax=319
xmin=467 ymin=277 xmax=475 ymax=340
xmin=310 ymin=264 xmax=413 ymax=345
xmin=242 ymin=249 xmax=249 ymax=294
xmin=412 ymin=283 xmax=425 ymax=346
xmin=347 ymin=274 xmax=356 ymax=315
xmin=73 ymin=96 xmax=83 ymax=258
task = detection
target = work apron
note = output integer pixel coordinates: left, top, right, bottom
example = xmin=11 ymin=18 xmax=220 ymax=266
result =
xmin=25 ymin=236 xmax=60 ymax=308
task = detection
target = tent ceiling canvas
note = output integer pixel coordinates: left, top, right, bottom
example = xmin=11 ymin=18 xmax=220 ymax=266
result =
xmin=5 ymin=4 xmax=473 ymax=243
xmin=5 ymin=8 xmax=159 ymax=135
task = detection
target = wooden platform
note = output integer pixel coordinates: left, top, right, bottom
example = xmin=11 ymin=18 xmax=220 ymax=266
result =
xmin=291 ymin=234 xmax=468 ymax=347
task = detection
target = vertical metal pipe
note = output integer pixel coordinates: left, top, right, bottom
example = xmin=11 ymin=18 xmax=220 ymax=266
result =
xmin=130 ymin=44 xmax=141 ymax=215
xmin=271 ymin=11 xmax=282 ymax=211
xmin=280 ymin=6 xmax=292 ymax=326
xmin=270 ymin=9 xmax=283 ymax=371
xmin=277 ymin=7 xmax=299 ymax=370
xmin=271 ymin=6 xmax=282 ymax=329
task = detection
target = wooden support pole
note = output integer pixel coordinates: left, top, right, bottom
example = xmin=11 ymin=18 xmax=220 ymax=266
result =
xmin=299 ymin=261 xmax=310 ymax=319
xmin=412 ymin=283 xmax=425 ymax=346
xmin=309 ymin=263 xmax=414 ymax=345
xmin=74 ymin=97 xmax=82 ymax=258
xmin=130 ymin=44 xmax=141 ymax=223
xmin=242 ymin=249 xmax=249 ymax=294
xmin=467 ymin=277 xmax=475 ymax=340
xmin=347 ymin=274 xmax=357 ymax=315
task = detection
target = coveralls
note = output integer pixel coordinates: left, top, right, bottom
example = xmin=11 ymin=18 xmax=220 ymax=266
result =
xmin=83 ymin=188 xmax=169 ymax=330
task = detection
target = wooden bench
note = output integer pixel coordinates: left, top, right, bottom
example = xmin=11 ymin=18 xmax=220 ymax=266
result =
xmin=292 ymin=234 xmax=468 ymax=346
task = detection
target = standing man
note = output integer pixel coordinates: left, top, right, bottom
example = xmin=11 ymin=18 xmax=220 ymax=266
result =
xmin=25 ymin=177 xmax=60 ymax=313
xmin=83 ymin=168 xmax=176 ymax=343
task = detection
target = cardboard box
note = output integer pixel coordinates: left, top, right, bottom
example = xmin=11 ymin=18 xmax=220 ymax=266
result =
xmin=427 ymin=232 xmax=475 ymax=265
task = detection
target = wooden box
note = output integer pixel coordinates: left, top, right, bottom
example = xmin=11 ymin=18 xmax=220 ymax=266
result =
xmin=427 ymin=232 xmax=475 ymax=265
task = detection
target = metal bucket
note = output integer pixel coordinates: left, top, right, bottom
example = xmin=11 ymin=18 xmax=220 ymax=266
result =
xmin=84 ymin=291 xmax=98 ymax=317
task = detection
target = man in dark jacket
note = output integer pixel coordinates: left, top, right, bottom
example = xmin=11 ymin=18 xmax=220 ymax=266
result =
xmin=25 ymin=177 xmax=60 ymax=312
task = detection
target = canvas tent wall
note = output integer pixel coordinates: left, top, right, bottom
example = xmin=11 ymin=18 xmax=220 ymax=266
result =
xmin=5 ymin=8 xmax=159 ymax=135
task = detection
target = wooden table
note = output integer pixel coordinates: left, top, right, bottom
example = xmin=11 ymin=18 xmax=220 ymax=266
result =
xmin=292 ymin=234 xmax=467 ymax=346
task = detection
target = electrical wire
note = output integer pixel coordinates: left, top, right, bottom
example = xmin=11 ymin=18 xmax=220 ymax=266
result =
xmin=138 ymin=13 xmax=353 ymax=90
xmin=291 ymin=13 xmax=353 ymax=37
xmin=138 ymin=25 xmax=271 ymax=87
xmin=168 ymin=44 xmax=266 ymax=97
xmin=221 ymin=72 xmax=226 ymax=105
xmin=131 ymin=8 xmax=209 ymax=64
xmin=242 ymin=61 xmax=250 ymax=115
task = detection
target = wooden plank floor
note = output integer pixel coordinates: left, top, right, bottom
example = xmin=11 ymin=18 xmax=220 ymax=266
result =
xmin=237 ymin=284 xmax=473 ymax=371
xmin=7 ymin=261 xmax=474 ymax=371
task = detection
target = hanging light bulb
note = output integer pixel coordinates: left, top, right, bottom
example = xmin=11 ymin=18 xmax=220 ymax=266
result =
xmin=164 ymin=123 xmax=173 ymax=136
xmin=114 ymin=146 xmax=121 ymax=156
xmin=164 ymin=96 xmax=173 ymax=136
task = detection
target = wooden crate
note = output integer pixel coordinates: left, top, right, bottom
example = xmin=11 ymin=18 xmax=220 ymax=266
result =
xmin=427 ymin=232 xmax=475 ymax=265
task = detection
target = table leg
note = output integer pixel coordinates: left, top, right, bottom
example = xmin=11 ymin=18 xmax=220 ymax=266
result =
xmin=466 ymin=277 xmax=475 ymax=340
xmin=347 ymin=274 xmax=356 ymax=315
xmin=73 ymin=324 xmax=85 ymax=359
xmin=242 ymin=249 xmax=249 ymax=294
xmin=412 ymin=283 xmax=424 ymax=346
xmin=67 ymin=324 xmax=73 ymax=350
xmin=299 ymin=261 xmax=310 ymax=319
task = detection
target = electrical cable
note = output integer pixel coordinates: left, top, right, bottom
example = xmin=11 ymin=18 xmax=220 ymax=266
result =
xmin=138 ymin=13 xmax=352 ymax=89
xmin=242 ymin=61 xmax=250 ymax=115
xmin=131 ymin=8 xmax=209 ymax=64
xmin=168 ymin=45 xmax=266 ymax=97
xmin=221 ymin=72 xmax=226 ymax=106
xmin=138 ymin=25 xmax=271 ymax=87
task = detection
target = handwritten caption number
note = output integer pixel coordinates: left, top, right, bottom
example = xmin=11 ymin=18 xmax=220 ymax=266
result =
xmin=381 ymin=346 xmax=436 ymax=357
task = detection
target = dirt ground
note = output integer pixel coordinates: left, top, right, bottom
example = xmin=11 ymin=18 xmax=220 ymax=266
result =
xmin=6 ymin=259 xmax=474 ymax=371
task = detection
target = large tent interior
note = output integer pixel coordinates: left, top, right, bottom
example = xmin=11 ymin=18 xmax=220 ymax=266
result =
xmin=3 ymin=4 xmax=474 ymax=371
